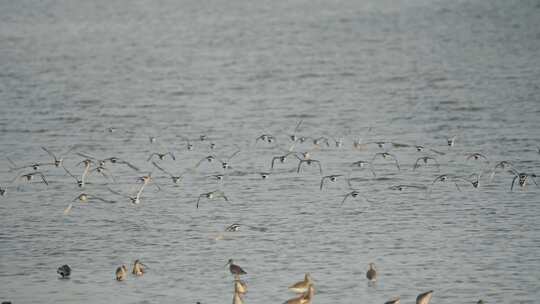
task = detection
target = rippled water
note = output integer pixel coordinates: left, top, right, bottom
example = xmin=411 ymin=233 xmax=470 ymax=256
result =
xmin=1 ymin=0 xmax=540 ymax=303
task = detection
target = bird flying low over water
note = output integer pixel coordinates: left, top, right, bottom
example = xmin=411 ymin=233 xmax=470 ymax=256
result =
xmin=197 ymin=190 xmax=229 ymax=209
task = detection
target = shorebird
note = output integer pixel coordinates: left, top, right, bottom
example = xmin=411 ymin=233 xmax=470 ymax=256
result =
xmin=329 ymin=135 xmax=344 ymax=148
xmin=354 ymin=140 xmax=409 ymax=151
xmin=72 ymin=193 xmax=114 ymax=204
xmin=466 ymin=152 xmax=489 ymax=162
xmin=447 ymin=135 xmax=457 ymax=147
xmin=147 ymin=151 xmax=176 ymax=162
xmin=152 ymin=161 xmax=189 ymax=184
xmin=389 ymin=184 xmax=428 ymax=191
xmin=102 ymin=156 xmax=140 ymax=171
xmin=508 ymin=169 xmax=538 ymax=191
xmin=297 ymin=158 xmax=323 ymax=175
xmin=195 ymin=155 xmax=218 ymax=168
xmin=289 ymin=273 xmax=313 ymax=293
xmin=137 ymin=173 xmax=161 ymax=191
xmin=42 ymin=146 xmax=74 ymax=167
xmin=218 ymin=149 xmax=241 ymax=170
xmin=488 ymin=161 xmax=513 ymax=182
xmin=116 ymin=265 xmax=128 ymax=281
xmin=271 ymin=151 xmax=300 ymax=170
xmin=225 ymin=223 xmax=241 ymax=232
xmin=372 ymin=152 xmax=400 ymax=171
xmin=255 ymin=134 xmax=276 ymax=144
xmin=64 ymin=162 xmax=90 ymax=188
xmin=12 ymin=171 xmax=48 ymax=185
xmin=341 ymin=190 xmax=369 ymax=205
xmin=196 ymin=190 xmax=229 ymax=208
xmin=224 ymin=223 xmax=268 ymax=232
xmin=413 ymin=156 xmax=440 ymax=171
xmin=320 ymin=175 xmax=344 ymax=190
xmin=226 ymin=259 xmax=247 ymax=278
xmin=428 ymin=174 xmax=462 ymax=192
xmin=455 ymin=173 xmax=482 ymax=189
xmin=366 ymin=262 xmax=377 ymax=282
xmin=207 ymin=174 xmax=225 ymax=182
xmin=77 ymin=153 xmax=139 ymax=172
xmin=132 ymin=260 xmax=145 ymax=276
xmin=385 ymin=297 xmax=400 ymax=304
xmin=89 ymin=165 xmax=115 ymax=182
xmin=416 ymin=290 xmax=433 ymax=304
xmin=108 ymin=185 xmax=146 ymax=205
xmin=312 ymin=136 xmax=330 ymax=147
xmin=350 ymin=160 xmax=376 ymax=177
xmin=0 ymin=186 xmax=6 ymax=196
xmin=6 ymin=157 xmax=54 ymax=172
xmin=414 ymin=145 xmax=445 ymax=155
xmin=57 ymin=264 xmax=71 ymax=278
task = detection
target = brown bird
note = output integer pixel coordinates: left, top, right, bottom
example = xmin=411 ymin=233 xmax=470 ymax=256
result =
xmin=132 ymin=259 xmax=145 ymax=276
xmin=226 ymin=259 xmax=247 ymax=279
xmin=289 ymin=273 xmax=313 ymax=294
xmin=283 ymin=284 xmax=315 ymax=304
xmin=115 ymin=265 xmax=128 ymax=281
xmin=366 ymin=263 xmax=377 ymax=282
xmin=416 ymin=290 xmax=433 ymax=304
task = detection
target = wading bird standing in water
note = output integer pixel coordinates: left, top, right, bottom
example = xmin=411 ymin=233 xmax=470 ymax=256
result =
xmin=226 ymin=259 xmax=247 ymax=279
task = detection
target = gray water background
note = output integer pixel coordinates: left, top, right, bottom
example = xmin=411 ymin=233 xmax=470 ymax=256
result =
xmin=1 ymin=0 xmax=540 ymax=303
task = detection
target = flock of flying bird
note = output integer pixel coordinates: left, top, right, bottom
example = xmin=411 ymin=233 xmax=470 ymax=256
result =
xmin=1 ymin=120 xmax=538 ymax=303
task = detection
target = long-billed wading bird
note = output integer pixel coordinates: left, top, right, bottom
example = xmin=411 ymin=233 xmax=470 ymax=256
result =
xmin=226 ymin=259 xmax=247 ymax=279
